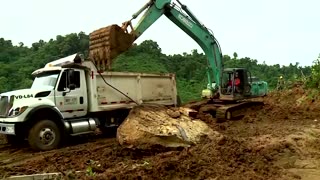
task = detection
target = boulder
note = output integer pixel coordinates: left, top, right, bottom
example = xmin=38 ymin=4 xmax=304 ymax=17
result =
xmin=116 ymin=104 xmax=223 ymax=149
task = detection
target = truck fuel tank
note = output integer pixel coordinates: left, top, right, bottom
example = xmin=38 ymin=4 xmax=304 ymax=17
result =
xmin=66 ymin=118 xmax=98 ymax=136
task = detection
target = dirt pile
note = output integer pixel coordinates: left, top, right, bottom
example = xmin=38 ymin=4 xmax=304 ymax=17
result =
xmin=117 ymin=105 xmax=223 ymax=149
xmin=243 ymin=87 xmax=320 ymax=123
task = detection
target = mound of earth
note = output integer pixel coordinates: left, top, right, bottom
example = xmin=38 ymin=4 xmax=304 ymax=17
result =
xmin=117 ymin=104 xmax=224 ymax=149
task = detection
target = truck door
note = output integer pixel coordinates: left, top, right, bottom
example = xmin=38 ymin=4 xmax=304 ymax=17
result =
xmin=55 ymin=69 xmax=88 ymax=119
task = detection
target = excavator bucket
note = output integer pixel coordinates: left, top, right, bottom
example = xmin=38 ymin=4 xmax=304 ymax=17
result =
xmin=89 ymin=23 xmax=135 ymax=71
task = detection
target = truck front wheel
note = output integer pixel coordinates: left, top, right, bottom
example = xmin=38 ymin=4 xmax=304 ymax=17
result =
xmin=28 ymin=120 xmax=61 ymax=151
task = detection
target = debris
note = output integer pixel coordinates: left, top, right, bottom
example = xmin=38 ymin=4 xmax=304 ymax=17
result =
xmin=116 ymin=104 xmax=222 ymax=149
xmin=179 ymin=107 xmax=198 ymax=118
xmin=166 ymin=108 xmax=181 ymax=118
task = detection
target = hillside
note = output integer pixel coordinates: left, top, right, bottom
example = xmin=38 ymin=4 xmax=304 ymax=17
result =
xmin=0 ymin=33 xmax=312 ymax=102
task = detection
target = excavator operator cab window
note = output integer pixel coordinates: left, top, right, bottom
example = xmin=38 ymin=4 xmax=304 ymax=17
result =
xmin=221 ymin=71 xmax=233 ymax=94
xmin=221 ymin=70 xmax=244 ymax=95
xmin=234 ymin=71 xmax=244 ymax=93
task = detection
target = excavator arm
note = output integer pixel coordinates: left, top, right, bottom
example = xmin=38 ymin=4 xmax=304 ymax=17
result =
xmin=127 ymin=0 xmax=223 ymax=91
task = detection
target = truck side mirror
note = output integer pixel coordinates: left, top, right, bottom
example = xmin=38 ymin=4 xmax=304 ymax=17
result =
xmin=68 ymin=84 xmax=76 ymax=90
xmin=68 ymin=69 xmax=75 ymax=84
xmin=62 ymin=69 xmax=76 ymax=96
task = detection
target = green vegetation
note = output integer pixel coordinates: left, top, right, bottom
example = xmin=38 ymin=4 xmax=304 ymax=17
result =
xmin=306 ymin=55 xmax=320 ymax=89
xmin=0 ymin=33 xmax=313 ymax=103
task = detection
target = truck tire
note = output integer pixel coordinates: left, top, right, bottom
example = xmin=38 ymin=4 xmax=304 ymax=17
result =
xmin=28 ymin=120 xmax=61 ymax=151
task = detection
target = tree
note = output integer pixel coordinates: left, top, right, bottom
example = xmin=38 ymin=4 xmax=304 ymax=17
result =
xmin=233 ymin=52 xmax=238 ymax=59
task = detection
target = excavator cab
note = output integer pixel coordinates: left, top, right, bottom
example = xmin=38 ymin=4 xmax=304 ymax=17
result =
xmin=219 ymin=68 xmax=252 ymax=101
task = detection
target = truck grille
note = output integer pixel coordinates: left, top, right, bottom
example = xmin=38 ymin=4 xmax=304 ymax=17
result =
xmin=0 ymin=96 xmax=13 ymax=117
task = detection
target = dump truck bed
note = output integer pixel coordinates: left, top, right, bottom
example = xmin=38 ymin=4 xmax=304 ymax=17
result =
xmin=87 ymin=71 xmax=177 ymax=112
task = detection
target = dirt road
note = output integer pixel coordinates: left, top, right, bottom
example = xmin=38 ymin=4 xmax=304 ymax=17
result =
xmin=1 ymin=87 xmax=320 ymax=180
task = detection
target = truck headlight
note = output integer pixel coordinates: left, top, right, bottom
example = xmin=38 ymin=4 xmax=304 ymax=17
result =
xmin=6 ymin=126 xmax=14 ymax=134
xmin=8 ymin=106 xmax=28 ymax=117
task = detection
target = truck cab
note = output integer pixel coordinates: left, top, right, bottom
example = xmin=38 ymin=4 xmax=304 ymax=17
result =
xmin=32 ymin=63 xmax=89 ymax=120
xmin=0 ymin=54 xmax=94 ymax=151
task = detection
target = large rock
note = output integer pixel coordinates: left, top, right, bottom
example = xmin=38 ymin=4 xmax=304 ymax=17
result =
xmin=116 ymin=104 xmax=223 ymax=149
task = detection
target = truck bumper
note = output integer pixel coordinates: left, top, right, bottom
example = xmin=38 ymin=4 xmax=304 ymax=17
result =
xmin=0 ymin=123 xmax=15 ymax=135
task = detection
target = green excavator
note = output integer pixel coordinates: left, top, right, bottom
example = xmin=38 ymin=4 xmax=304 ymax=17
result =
xmin=89 ymin=0 xmax=265 ymax=120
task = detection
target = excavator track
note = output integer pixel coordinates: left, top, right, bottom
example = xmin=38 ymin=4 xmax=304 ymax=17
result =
xmin=190 ymin=99 xmax=264 ymax=122
xmin=215 ymin=101 xmax=264 ymax=121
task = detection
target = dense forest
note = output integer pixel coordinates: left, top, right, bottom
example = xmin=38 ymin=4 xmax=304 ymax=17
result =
xmin=0 ymin=32 xmax=314 ymax=102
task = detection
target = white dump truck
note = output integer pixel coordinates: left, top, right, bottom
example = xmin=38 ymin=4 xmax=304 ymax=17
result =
xmin=0 ymin=53 xmax=177 ymax=151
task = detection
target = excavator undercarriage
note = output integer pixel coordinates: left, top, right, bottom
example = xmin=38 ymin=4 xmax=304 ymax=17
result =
xmin=186 ymin=99 xmax=264 ymax=122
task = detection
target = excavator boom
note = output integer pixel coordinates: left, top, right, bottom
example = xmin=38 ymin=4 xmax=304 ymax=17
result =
xmin=89 ymin=0 xmax=222 ymax=92
xmin=131 ymin=0 xmax=223 ymax=91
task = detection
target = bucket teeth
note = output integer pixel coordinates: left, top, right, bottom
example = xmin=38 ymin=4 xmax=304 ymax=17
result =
xmin=89 ymin=24 xmax=135 ymax=71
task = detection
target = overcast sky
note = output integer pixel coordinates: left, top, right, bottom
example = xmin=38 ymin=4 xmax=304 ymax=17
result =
xmin=1 ymin=0 xmax=319 ymax=67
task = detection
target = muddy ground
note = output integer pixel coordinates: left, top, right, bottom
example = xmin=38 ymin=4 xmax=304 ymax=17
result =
xmin=1 ymin=87 xmax=320 ymax=179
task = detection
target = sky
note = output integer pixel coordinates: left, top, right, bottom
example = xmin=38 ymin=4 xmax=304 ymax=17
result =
xmin=1 ymin=0 xmax=319 ymax=67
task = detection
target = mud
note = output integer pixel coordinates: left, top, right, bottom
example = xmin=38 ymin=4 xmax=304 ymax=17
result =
xmin=1 ymin=87 xmax=320 ymax=179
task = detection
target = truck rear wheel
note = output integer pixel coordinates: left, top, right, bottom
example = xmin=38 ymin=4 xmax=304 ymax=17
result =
xmin=28 ymin=120 xmax=61 ymax=151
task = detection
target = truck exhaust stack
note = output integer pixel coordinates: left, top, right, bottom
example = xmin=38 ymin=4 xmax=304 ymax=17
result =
xmin=89 ymin=24 xmax=136 ymax=71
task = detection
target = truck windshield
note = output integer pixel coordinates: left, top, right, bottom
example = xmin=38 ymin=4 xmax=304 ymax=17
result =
xmin=0 ymin=96 xmax=9 ymax=117
xmin=31 ymin=70 xmax=60 ymax=90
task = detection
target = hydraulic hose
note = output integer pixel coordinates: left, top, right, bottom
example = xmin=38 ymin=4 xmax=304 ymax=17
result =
xmin=89 ymin=59 xmax=139 ymax=105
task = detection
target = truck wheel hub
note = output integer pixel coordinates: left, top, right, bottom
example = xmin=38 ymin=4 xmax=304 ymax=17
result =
xmin=39 ymin=128 xmax=55 ymax=145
